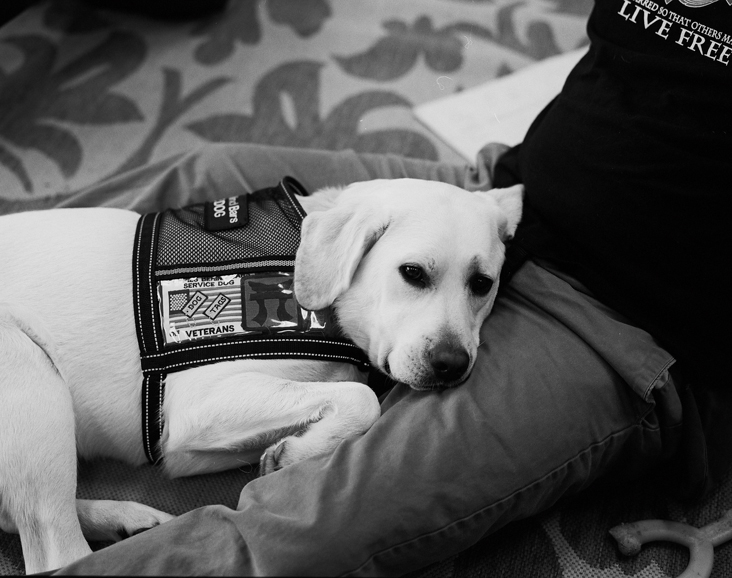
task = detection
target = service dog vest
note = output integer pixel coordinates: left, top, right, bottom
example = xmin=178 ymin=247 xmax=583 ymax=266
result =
xmin=132 ymin=177 xmax=370 ymax=464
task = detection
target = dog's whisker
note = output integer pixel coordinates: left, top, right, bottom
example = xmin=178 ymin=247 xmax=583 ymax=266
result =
xmin=235 ymin=460 xmax=255 ymax=474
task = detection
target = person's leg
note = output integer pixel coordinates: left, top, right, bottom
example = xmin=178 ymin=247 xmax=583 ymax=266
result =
xmin=56 ymin=143 xmax=501 ymax=212
xmin=50 ymin=144 xmax=682 ymax=576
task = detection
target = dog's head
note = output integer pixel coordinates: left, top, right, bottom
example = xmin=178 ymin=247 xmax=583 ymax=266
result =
xmin=295 ymin=179 xmax=523 ymax=390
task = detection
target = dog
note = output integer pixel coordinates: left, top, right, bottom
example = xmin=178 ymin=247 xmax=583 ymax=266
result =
xmin=0 ymin=178 xmax=522 ymax=573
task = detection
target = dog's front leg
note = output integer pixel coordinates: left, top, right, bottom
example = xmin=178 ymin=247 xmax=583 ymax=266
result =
xmin=75 ymin=499 xmax=175 ymax=542
xmin=257 ymin=382 xmax=379 ymax=475
xmin=160 ymin=365 xmax=380 ymax=478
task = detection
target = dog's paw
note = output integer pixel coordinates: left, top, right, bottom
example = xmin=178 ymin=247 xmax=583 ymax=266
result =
xmin=113 ymin=503 xmax=176 ymax=541
xmin=259 ymin=439 xmax=287 ymax=476
xmin=77 ymin=499 xmax=175 ymax=542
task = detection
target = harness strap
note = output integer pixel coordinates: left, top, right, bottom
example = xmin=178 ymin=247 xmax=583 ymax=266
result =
xmin=140 ymin=336 xmax=369 ymax=374
xmin=141 ymin=373 xmax=165 ymax=465
xmin=133 ymin=212 xmax=167 ymax=464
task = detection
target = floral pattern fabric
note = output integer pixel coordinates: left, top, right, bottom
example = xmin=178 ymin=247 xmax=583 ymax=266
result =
xmin=0 ymin=0 xmax=590 ymax=201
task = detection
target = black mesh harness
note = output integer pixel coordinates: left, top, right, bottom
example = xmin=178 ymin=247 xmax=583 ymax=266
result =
xmin=132 ymin=177 xmax=370 ymax=464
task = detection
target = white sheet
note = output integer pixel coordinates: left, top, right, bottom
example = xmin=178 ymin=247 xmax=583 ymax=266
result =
xmin=413 ymin=48 xmax=587 ymax=163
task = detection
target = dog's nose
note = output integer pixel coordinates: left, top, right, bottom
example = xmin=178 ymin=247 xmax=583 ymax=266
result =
xmin=429 ymin=342 xmax=470 ymax=384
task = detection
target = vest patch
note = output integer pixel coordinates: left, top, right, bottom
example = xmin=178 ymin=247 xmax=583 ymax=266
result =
xmin=159 ymin=272 xmax=329 ymax=346
xmin=204 ymin=195 xmax=249 ymax=230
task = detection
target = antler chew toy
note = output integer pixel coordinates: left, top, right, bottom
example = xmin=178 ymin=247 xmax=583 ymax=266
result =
xmin=609 ymin=509 xmax=732 ymax=578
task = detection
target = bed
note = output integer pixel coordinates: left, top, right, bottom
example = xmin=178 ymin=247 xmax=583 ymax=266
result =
xmin=1 ymin=1 xmax=730 ymax=576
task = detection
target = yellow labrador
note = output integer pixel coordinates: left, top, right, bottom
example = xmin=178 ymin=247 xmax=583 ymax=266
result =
xmin=0 ymin=178 xmax=522 ymax=573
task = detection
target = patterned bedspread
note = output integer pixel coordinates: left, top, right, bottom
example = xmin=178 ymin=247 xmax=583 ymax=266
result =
xmin=1 ymin=1 xmax=731 ymax=576
xmin=0 ymin=0 xmax=589 ymax=202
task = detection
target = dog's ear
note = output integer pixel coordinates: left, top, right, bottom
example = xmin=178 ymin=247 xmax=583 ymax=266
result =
xmin=295 ymin=194 xmax=390 ymax=311
xmin=476 ymin=184 xmax=524 ymax=241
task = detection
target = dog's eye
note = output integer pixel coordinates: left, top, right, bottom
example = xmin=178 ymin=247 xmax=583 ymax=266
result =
xmin=399 ymin=264 xmax=426 ymax=288
xmin=469 ymin=274 xmax=493 ymax=297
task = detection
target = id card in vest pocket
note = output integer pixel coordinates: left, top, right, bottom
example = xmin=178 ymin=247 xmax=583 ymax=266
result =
xmin=158 ymin=271 xmax=328 ymax=346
